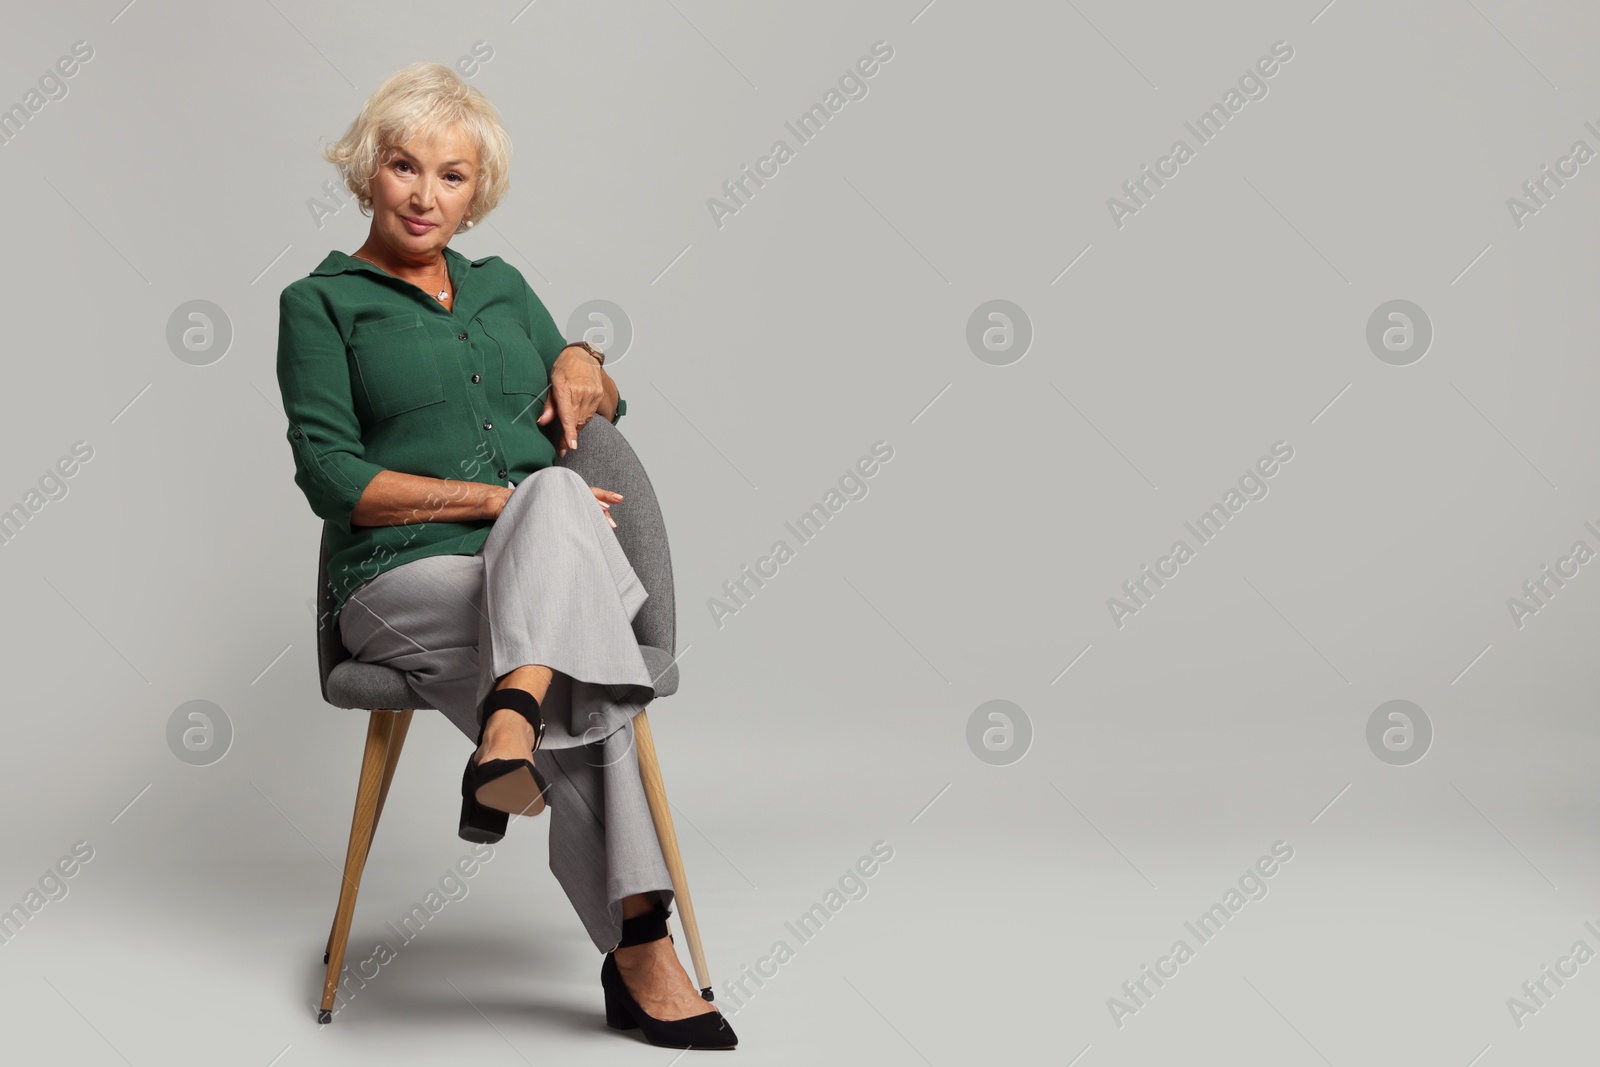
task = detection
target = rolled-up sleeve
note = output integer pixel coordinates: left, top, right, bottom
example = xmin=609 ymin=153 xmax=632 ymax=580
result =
xmin=275 ymin=285 xmax=385 ymax=533
xmin=525 ymin=284 xmax=626 ymax=424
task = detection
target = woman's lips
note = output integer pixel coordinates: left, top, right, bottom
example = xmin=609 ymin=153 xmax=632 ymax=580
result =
xmin=402 ymin=215 xmax=436 ymax=234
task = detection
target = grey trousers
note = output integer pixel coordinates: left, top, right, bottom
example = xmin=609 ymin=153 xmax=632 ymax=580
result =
xmin=338 ymin=465 xmax=674 ymax=953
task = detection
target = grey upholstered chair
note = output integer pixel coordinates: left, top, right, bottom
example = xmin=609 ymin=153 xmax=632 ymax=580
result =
xmin=314 ymin=416 xmax=711 ymax=1023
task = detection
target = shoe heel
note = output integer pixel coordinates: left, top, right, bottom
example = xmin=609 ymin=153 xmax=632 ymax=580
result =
xmin=603 ymin=984 xmax=638 ymax=1030
xmin=458 ymin=766 xmax=509 ymax=843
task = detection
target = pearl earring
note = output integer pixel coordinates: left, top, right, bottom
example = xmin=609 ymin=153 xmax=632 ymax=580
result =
xmin=465 ymin=218 xmax=474 ymax=228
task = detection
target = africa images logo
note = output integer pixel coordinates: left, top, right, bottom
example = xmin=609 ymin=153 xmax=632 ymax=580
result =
xmin=1106 ymin=39 xmax=1295 ymax=229
xmin=706 ymin=40 xmax=895 ymax=229
xmin=1106 ymin=441 xmax=1295 ymax=629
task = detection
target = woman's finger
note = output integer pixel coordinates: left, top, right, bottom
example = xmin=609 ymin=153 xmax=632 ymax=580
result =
xmin=589 ymin=485 xmax=620 ymax=527
xmin=550 ymin=369 xmax=603 ymax=454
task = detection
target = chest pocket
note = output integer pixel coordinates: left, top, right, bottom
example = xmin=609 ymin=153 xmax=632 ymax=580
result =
xmin=350 ymin=313 xmax=446 ymax=421
xmin=479 ymin=317 xmax=549 ymax=400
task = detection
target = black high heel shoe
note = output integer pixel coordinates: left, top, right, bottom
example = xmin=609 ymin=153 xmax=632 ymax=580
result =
xmin=457 ymin=687 xmax=547 ymax=843
xmin=458 ymin=766 xmax=516 ymax=843
xmin=600 ymin=900 xmax=738 ymax=1049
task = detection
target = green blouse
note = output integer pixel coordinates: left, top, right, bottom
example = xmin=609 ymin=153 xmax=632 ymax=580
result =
xmin=275 ymin=246 xmax=625 ymax=628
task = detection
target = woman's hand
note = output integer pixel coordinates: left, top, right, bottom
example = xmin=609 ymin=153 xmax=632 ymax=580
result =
xmin=591 ymin=485 xmax=623 ymax=529
xmin=485 ymin=482 xmax=619 ymax=527
xmin=485 ymin=483 xmax=514 ymax=521
xmin=352 ymin=471 xmax=513 ymax=527
xmin=537 ymin=345 xmax=609 ymax=457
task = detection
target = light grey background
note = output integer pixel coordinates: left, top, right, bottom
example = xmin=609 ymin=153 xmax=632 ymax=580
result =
xmin=1 ymin=1 xmax=1597 ymax=1064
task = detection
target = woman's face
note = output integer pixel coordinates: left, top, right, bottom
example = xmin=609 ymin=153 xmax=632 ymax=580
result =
xmin=368 ymin=123 xmax=480 ymax=258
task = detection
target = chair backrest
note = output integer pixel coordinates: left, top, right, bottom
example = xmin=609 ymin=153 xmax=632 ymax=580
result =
xmin=314 ymin=533 xmax=348 ymax=704
xmin=553 ymin=417 xmax=677 ymax=657
xmin=315 ymin=416 xmax=676 ymax=703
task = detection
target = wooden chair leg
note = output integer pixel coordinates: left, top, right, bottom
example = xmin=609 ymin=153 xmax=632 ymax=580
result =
xmin=318 ymin=710 xmax=399 ymax=1022
xmin=631 ymin=708 xmax=714 ymax=999
xmin=324 ymin=709 xmax=412 ymax=963
xmin=371 ymin=708 xmax=414 ymax=833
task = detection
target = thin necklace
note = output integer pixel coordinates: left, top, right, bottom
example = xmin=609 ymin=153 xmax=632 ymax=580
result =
xmin=353 ymin=252 xmax=451 ymax=305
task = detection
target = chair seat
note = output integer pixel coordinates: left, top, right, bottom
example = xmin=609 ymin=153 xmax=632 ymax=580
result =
xmin=324 ymin=644 xmax=679 ymax=712
xmin=326 ymin=659 xmax=430 ymax=712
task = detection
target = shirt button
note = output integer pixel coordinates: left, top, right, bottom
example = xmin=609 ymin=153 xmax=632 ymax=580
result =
xmin=497 ymin=469 xmax=508 ymax=478
xmin=292 ymin=428 xmax=302 ymax=439
xmin=458 ymin=332 xmax=468 ymax=341
xmin=483 ymin=420 xmax=493 ymax=430
xmin=471 ymin=374 xmax=481 ymax=384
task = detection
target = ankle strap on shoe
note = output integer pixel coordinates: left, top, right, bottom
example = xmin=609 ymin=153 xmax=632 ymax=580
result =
xmin=617 ymin=900 xmax=673 ymax=947
xmin=482 ymin=687 xmax=543 ymax=736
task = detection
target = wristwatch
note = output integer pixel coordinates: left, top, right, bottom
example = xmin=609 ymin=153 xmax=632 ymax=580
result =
xmin=564 ymin=340 xmax=604 ymax=366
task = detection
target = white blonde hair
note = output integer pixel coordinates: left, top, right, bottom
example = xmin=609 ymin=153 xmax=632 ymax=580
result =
xmin=322 ymin=61 xmax=512 ymax=234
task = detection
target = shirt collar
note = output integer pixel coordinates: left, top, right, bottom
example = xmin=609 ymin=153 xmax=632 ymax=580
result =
xmin=309 ymin=244 xmax=489 ymax=283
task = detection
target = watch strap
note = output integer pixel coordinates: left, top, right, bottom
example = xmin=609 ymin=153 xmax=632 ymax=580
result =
xmin=564 ymin=340 xmax=604 ymax=366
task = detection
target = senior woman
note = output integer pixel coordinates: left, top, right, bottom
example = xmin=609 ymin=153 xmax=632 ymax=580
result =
xmin=274 ymin=62 xmax=735 ymax=1050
